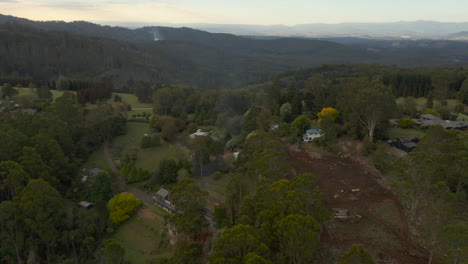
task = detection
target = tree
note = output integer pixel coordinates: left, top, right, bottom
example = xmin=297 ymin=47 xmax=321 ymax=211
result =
xmin=0 ymin=201 xmax=25 ymax=264
xmin=280 ymin=103 xmax=293 ymax=122
xmin=189 ymin=136 xmax=223 ymax=177
xmin=19 ymin=147 xmax=55 ymax=186
xmin=107 ymin=193 xmax=142 ymax=224
xmin=156 ymin=159 xmax=179 ymax=185
xmin=225 ymin=174 xmax=247 ymax=225
xmin=209 ymin=225 xmax=269 ymax=264
xmin=0 ymin=161 xmax=30 ymax=201
xmin=1 ymin=83 xmax=18 ymax=98
xmin=89 ymin=171 xmax=114 ymax=202
xmin=170 ymin=178 xmax=208 ymax=239
xmin=103 ymin=239 xmax=125 ymax=264
xmin=317 ymin=107 xmax=338 ymax=123
xmin=291 ymin=115 xmax=312 ymax=136
xmin=320 ymin=115 xmax=338 ymax=149
xmin=243 ymin=253 xmax=272 ymax=264
xmin=240 ymin=131 xmax=290 ymax=181
xmin=400 ymin=97 xmax=418 ymax=117
xmin=341 ymin=81 xmax=395 ymax=143
xmin=170 ymin=241 xmax=203 ymax=264
xmin=19 ymin=179 xmax=65 ymax=262
xmin=276 ymin=214 xmax=321 ymax=264
xmin=339 ymin=244 xmax=375 ymax=264
xmin=213 ymin=204 xmax=230 ymax=228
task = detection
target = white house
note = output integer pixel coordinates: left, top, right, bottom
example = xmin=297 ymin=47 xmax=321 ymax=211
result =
xmin=189 ymin=129 xmax=209 ymax=139
xmin=303 ymin=129 xmax=323 ymax=142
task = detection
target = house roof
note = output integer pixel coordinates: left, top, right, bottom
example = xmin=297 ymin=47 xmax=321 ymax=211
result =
xmin=420 ymin=114 xmax=442 ymax=121
xmin=190 ymin=129 xmax=209 ymax=138
xmin=89 ymin=168 xmax=102 ymax=176
xmin=156 ymin=188 xmax=169 ymax=199
xmin=306 ymin=129 xmax=322 ymax=135
xmin=401 ymin=142 xmax=417 ymax=149
xmin=78 ymin=201 xmax=93 ymax=208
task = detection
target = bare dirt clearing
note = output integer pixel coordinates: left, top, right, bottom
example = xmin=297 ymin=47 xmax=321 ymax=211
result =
xmin=287 ymin=146 xmax=428 ymax=264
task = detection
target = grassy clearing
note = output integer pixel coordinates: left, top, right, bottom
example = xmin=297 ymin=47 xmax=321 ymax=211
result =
xmin=136 ymin=144 xmax=183 ymax=173
xmin=194 ymin=173 xmax=231 ymax=203
xmin=15 ymin=87 xmax=70 ymax=101
xmin=112 ymin=205 xmax=171 ymax=263
xmin=83 ymin=147 xmax=107 ymax=169
xmin=113 ymin=93 xmax=153 ymax=109
xmin=387 ymin=127 xmax=426 ymax=139
xmin=110 ymin=122 xmax=186 ymax=172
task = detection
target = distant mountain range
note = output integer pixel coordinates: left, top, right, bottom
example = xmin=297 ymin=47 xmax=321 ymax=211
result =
xmin=1 ymin=14 xmax=468 ymax=89
xmin=103 ymin=20 xmax=468 ymax=40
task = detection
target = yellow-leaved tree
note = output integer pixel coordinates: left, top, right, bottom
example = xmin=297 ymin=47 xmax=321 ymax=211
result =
xmin=317 ymin=107 xmax=338 ymax=123
xmin=107 ymin=192 xmax=142 ymax=223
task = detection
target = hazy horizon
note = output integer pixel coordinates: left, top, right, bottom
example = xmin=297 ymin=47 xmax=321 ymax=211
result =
xmin=1 ymin=0 xmax=468 ymax=25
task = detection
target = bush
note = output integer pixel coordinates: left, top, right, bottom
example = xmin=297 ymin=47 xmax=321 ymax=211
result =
xmin=121 ymin=164 xmax=151 ymax=183
xmin=397 ymin=118 xmax=416 ymax=128
xmin=107 ymin=193 xmax=142 ymax=223
xmin=372 ymin=142 xmax=394 ymax=172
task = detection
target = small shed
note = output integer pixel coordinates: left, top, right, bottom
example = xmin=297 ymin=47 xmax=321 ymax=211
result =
xmin=78 ymin=201 xmax=94 ymax=209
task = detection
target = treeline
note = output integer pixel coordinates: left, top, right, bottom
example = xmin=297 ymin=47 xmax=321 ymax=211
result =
xmin=273 ymin=64 xmax=468 ymax=100
xmin=0 ymin=93 xmax=127 ymax=263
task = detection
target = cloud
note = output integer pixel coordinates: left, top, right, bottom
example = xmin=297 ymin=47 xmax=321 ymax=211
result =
xmin=39 ymin=1 xmax=96 ymax=10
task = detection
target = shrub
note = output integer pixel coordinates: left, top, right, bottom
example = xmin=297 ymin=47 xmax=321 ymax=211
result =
xmin=121 ymin=164 xmax=151 ymax=183
xmin=397 ymin=118 xmax=416 ymax=128
xmin=107 ymin=193 xmax=142 ymax=223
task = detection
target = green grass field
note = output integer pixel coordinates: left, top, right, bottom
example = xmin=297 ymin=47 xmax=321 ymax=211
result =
xmin=15 ymin=87 xmax=71 ymax=100
xmin=112 ymin=205 xmax=172 ymax=263
xmin=110 ymin=122 xmax=186 ymax=173
xmin=387 ymin=127 xmax=426 ymax=139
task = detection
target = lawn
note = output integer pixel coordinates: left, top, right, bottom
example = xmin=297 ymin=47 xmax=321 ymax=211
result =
xmin=83 ymin=147 xmax=107 ymax=169
xmin=110 ymin=122 xmax=187 ymax=173
xmin=387 ymin=127 xmax=426 ymax=139
xmin=194 ymin=172 xmax=232 ymax=204
xmin=15 ymin=87 xmax=71 ymax=100
xmin=112 ymin=205 xmax=172 ymax=263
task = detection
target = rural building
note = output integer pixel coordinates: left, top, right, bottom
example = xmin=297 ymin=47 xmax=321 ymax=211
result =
xmin=190 ymin=129 xmax=209 ymax=139
xmin=78 ymin=201 xmax=94 ymax=209
xmin=414 ymin=114 xmax=468 ymax=130
xmin=303 ymin=129 xmax=323 ymax=142
xmin=189 ymin=129 xmax=221 ymax=141
xmin=388 ymin=138 xmax=417 ymax=152
xmin=153 ymin=188 xmax=176 ymax=212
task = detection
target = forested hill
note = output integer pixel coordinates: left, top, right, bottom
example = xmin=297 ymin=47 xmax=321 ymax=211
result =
xmin=2 ymin=14 xmax=468 ymax=90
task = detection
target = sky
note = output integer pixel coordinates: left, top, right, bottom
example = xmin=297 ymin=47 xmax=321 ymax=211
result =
xmin=1 ymin=0 xmax=467 ymax=25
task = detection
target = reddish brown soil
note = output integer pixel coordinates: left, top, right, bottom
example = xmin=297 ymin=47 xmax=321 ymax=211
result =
xmin=287 ymin=147 xmax=428 ymax=264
